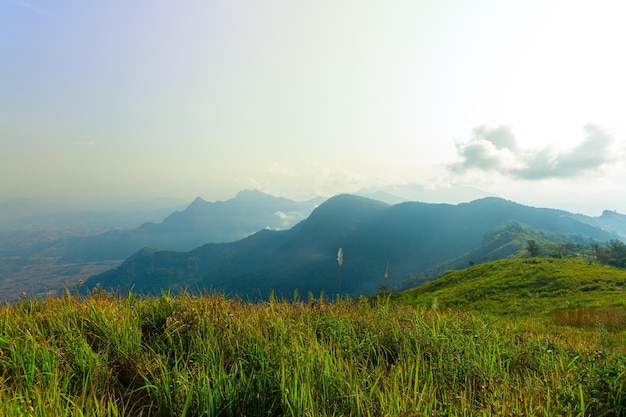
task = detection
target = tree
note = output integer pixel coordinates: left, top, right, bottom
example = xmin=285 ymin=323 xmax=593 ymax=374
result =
xmin=604 ymin=240 xmax=626 ymax=268
xmin=591 ymin=242 xmax=603 ymax=262
xmin=591 ymin=240 xmax=626 ymax=268
xmin=526 ymin=239 xmax=541 ymax=257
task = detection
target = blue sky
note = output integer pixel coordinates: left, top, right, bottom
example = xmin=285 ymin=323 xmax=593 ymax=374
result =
xmin=2 ymin=0 xmax=626 ymax=214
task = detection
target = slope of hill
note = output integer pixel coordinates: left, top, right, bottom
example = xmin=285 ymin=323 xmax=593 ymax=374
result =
xmin=395 ymin=222 xmax=598 ymax=290
xmin=395 ymin=258 xmax=626 ymax=317
xmin=85 ymin=195 xmax=623 ymax=299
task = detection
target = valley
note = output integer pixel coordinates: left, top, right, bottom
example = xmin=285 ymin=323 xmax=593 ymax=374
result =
xmin=0 ymin=257 xmax=122 ymax=300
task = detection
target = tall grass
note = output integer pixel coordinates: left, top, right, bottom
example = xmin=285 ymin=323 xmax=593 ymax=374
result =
xmin=0 ymin=291 xmax=624 ymax=416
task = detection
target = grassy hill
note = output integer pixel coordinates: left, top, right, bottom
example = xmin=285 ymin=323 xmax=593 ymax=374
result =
xmin=395 ymin=257 xmax=626 ymax=322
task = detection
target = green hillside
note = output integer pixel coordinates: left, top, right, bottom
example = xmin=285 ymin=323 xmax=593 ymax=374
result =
xmin=395 ymin=258 xmax=626 ymax=319
xmin=396 ymin=222 xmax=597 ymax=290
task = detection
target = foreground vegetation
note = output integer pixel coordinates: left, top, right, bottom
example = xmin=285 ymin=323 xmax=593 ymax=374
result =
xmin=0 ymin=287 xmax=625 ymax=416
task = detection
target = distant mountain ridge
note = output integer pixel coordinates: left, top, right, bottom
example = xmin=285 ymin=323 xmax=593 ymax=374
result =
xmin=358 ymin=183 xmax=491 ymax=205
xmin=85 ymin=194 xmax=626 ymax=299
xmin=27 ymin=190 xmax=325 ymax=262
xmin=573 ymin=210 xmax=626 ymax=239
xmin=139 ymin=190 xmax=324 ymax=247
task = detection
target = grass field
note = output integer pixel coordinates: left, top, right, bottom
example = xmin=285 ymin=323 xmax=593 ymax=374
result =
xmin=0 ymin=282 xmax=624 ymax=416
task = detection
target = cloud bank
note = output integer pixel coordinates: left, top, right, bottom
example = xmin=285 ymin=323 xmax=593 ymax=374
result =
xmin=450 ymin=124 xmax=616 ymax=180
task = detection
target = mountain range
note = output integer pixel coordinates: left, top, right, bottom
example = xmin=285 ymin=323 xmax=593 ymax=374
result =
xmin=9 ymin=190 xmax=324 ymax=262
xmin=84 ymin=194 xmax=626 ymax=299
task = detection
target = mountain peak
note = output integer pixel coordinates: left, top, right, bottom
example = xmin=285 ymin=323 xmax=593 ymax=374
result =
xmin=230 ymin=189 xmax=295 ymax=206
xmin=189 ymin=196 xmax=207 ymax=206
xmin=601 ymin=209 xmax=625 ymax=218
xmin=303 ymin=194 xmax=388 ymax=229
xmin=234 ymin=189 xmax=276 ymax=200
xmin=468 ymin=196 xmax=510 ymax=205
xmin=236 ymin=189 xmax=267 ymax=197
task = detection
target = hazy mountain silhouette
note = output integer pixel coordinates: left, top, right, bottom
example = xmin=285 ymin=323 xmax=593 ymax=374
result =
xmin=138 ymin=190 xmax=325 ymax=249
xmin=359 ymin=183 xmax=491 ymax=205
xmin=85 ymin=194 xmax=622 ymax=299
xmin=32 ymin=190 xmax=324 ymax=262
xmin=573 ymin=210 xmax=626 ymax=239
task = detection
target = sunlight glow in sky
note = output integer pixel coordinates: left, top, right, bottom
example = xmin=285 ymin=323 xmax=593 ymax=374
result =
xmin=2 ymin=0 xmax=625 ymax=214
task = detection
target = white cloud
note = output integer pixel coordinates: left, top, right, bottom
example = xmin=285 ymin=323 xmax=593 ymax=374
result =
xmin=274 ymin=210 xmax=306 ymax=228
xmin=450 ymin=124 xmax=619 ymax=180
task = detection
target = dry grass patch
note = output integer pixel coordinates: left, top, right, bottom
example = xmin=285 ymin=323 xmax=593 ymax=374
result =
xmin=550 ymin=307 xmax=626 ymax=330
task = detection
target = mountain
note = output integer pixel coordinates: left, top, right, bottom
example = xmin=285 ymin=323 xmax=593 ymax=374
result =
xmin=30 ymin=190 xmax=325 ymax=262
xmin=575 ymin=210 xmax=626 ymax=239
xmin=394 ymin=221 xmax=600 ymax=290
xmin=138 ymin=189 xmax=325 ymax=249
xmin=355 ymin=191 xmax=407 ymax=205
xmin=358 ymin=183 xmax=491 ymax=205
xmin=84 ymin=195 xmax=623 ymax=299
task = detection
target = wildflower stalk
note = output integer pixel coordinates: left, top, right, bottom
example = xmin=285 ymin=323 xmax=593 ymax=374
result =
xmin=337 ymin=247 xmax=343 ymax=298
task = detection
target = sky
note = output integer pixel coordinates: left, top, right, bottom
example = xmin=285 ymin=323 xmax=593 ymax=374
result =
xmin=2 ymin=0 xmax=626 ymax=215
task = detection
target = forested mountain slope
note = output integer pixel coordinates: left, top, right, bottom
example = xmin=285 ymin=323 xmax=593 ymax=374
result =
xmin=85 ymin=195 xmax=622 ymax=298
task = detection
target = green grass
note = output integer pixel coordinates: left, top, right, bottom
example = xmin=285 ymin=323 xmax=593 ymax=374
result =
xmin=0 ymin=287 xmax=625 ymax=416
xmin=395 ymin=257 xmax=626 ymax=320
